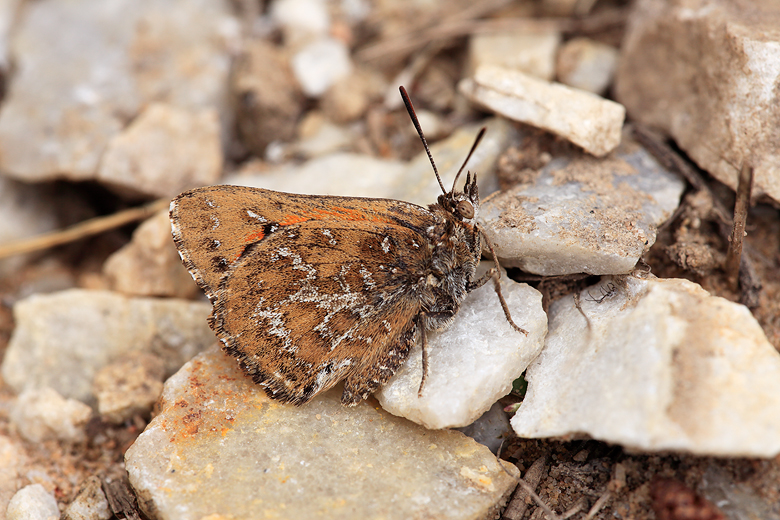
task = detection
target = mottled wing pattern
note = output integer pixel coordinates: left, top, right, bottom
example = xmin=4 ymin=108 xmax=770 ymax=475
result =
xmin=170 ymin=185 xmax=430 ymax=300
xmin=211 ymin=219 xmax=432 ymax=405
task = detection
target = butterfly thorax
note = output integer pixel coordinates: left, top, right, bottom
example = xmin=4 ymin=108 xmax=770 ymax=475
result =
xmin=417 ymin=184 xmax=482 ymax=332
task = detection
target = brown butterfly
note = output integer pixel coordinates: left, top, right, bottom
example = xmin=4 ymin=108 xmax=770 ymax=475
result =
xmin=170 ymin=87 xmax=527 ymax=406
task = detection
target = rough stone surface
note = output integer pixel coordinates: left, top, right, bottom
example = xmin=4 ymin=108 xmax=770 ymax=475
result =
xmin=1 ymin=289 xmax=213 ymax=405
xmin=479 ymin=135 xmax=685 ymax=275
xmin=61 ymin=476 xmax=112 ymax=520
xmin=103 ymin=209 xmax=199 ymax=299
xmin=10 ymin=387 xmax=93 ymax=443
xmin=614 ymin=0 xmax=780 ymax=203
xmin=0 ymin=0 xmax=236 ymax=184
xmin=377 ymin=264 xmax=547 ymax=429
xmin=232 ymin=39 xmax=304 ymax=156
xmin=556 ymin=37 xmax=619 ymax=95
xmin=291 ymin=36 xmax=353 ymax=97
xmin=460 ymin=65 xmax=625 ymax=157
xmin=97 ymin=103 xmax=223 ymax=198
xmin=93 ymin=353 xmax=166 ymax=424
xmin=467 ymin=29 xmax=561 ymax=80
xmin=5 ymin=484 xmax=59 ymax=520
xmin=0 ymin=435 xmax=26 ymax=516
xmin=125 ymin=346 xmax=520 ymax=520
xmin=512 ymin=275 xmax=780 ymax=457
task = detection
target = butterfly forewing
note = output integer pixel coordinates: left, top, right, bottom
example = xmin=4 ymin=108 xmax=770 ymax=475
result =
xmin=170 ymin=185 xmax=433 ymax=299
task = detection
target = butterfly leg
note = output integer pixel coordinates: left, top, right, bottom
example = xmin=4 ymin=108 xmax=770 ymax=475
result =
xmin=476 ymin=225 xmax=529 ymax=336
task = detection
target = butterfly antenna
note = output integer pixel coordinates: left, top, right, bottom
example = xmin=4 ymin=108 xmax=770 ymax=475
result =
xmin=399 ymin=86 xmax=447 ymax=195
xmin=451 ymin=127 xmax=486 ymax=193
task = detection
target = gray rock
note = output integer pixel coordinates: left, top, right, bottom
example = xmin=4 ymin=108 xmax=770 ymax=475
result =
xmin=398 ymin=117 xmax=515 ymax=206
xmin=512 ymin=275 xmax=780 ymax=457
xmin=227 ymin=153 xmax=407 ymax=199
xmin=467 ymin=28 xmax=561 ymax=80
xmin=0 ymin=0 xmax=236 ymax=184
xmin=556 ymin=37 xmax=619 ymax=95
xmin=478 ymin=135 xmax=685 ymax=275
xmin=6 ymin=484 xmax=59 ymax=520
xmin=377 ymin=264 xmax=547 ymax=429
xmin=97 ymin=103 xmax=223 ymax=198
xmin=93 ymin=353 xmax=166 ymax=424
xmin=103 ymin=209 xmax=200 ymax=299
xmin=61 ymin=476 xmax=112 ymax=520
xmin=232 ymin=39 xmax=304 ymax=157
xmin=1 ymin=289 xmax=213 ymax=405
xmin=291 ymin=37 xmax=352 ymax=97
xmin=459 ymin=65 xmax=625 ymax=157
xmin=614 ymin=0 xmax=780 ymax=204
xmin=10 ymin=387 xmax=92 ymax=443
xmin=125 ymin=346 xmax=520 ymax=520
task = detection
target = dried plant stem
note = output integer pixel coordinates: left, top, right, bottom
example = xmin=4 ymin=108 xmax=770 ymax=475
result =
xmin=0 ymin=198 xmax=168 ymax=260
xmin=725 ymin=163 xmax=754 ymax=292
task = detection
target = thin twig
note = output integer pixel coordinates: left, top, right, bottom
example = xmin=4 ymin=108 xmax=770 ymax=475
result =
xmin=503 ymin=454 xmax=548 ymax=520
xmin=725 ymin=163 xmax=753 ymax=292
xmin=583 ymin=491 xmax=611 ymax=520
xmin=0 ymin=198 xmax=168 ymax=260
xmin=498 ymin=458 xmax=560 ymax=520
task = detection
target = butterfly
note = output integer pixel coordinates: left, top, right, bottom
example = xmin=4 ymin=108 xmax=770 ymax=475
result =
xmin=169 ymin=87 xmax=527 ymax=406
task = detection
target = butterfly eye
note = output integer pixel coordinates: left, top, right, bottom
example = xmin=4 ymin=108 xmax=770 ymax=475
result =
xmin=456 ymin=200 xmax=474 ymax=219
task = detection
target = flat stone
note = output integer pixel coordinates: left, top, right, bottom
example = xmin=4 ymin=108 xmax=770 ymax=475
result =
xmin=103 ymin=209 xmax=200 ymax=299
xmin=291 ymin=36 xmax=353 ymax=97
xmin=512 ymin=275 xmax=780 ymax=457
xmin=97 ymin=103 xmax=223 ymax=198
xmin=62 ymin=476 xmax=112 ymax=520
xmin=556 ymin=37 xmax=619 ymax=95
xmin=125 ymin=346 xmax=520 ymax=520
xmin=10 ymin=387 xmax=93 ymax=443
xmin=0 ymin=0 xmax=236 ymax=184
xmin=459 ymin=65 xmax=625 ymax=157
xmin=6 ymin=484 xmax=59 ymax=520
xmin=614 ymin=0 xmax=780 ymax=204
xmin=1 ymin=289 xmax=213 ymax=405
xmin=467 ymin=28 xmax=561 ymax=80
xmin=232 ymin=39 xmax=303 ymax=156
xmin=478 ymin=134 xmax=685 ymax=275
xmin=377 ymin=264 xmax=547 ymax=429
xmin=93 ymin=352 xmax=166 ymax=424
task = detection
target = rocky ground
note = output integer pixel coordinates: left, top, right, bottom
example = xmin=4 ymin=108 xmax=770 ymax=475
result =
xmin=0 ymin=0 xmax=779 ymax=519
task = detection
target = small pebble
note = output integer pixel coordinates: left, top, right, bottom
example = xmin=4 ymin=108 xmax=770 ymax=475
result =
xmin=10 ymin=387 xmax=92 ymax=443
xmin=6 ymin=484 xmax=59 ymax=520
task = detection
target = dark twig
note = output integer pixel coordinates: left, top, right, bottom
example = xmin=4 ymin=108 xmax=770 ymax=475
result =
xmin=102 ymin=477 xmax=143 ymax=520
xmin=503 ymin=454 xmax=549 ymax=520
xmin=725 ymin=163 xmax=753 ymax=292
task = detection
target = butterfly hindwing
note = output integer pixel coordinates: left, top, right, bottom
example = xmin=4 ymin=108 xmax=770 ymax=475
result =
xmin=210 ymin=218 xmax=433 ymax=405
xmin=170 ymin=185 xmax=433 ymax=300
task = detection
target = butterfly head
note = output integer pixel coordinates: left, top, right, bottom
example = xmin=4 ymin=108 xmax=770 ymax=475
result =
xmin=440 ymin=171 xmax=479 ymax=223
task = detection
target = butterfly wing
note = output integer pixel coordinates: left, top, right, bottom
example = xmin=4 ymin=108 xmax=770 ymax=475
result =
xmin=170 ymin=185 xmax=432 ymax=300
xmin=211 ymin=219 xmax=432 ymax=405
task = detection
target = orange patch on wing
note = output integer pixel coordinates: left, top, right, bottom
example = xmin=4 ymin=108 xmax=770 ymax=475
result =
xmin=244 ymin=230 xmax=266 ymax=242
xmin=279 ymin=214 xmax=310 ymax=226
